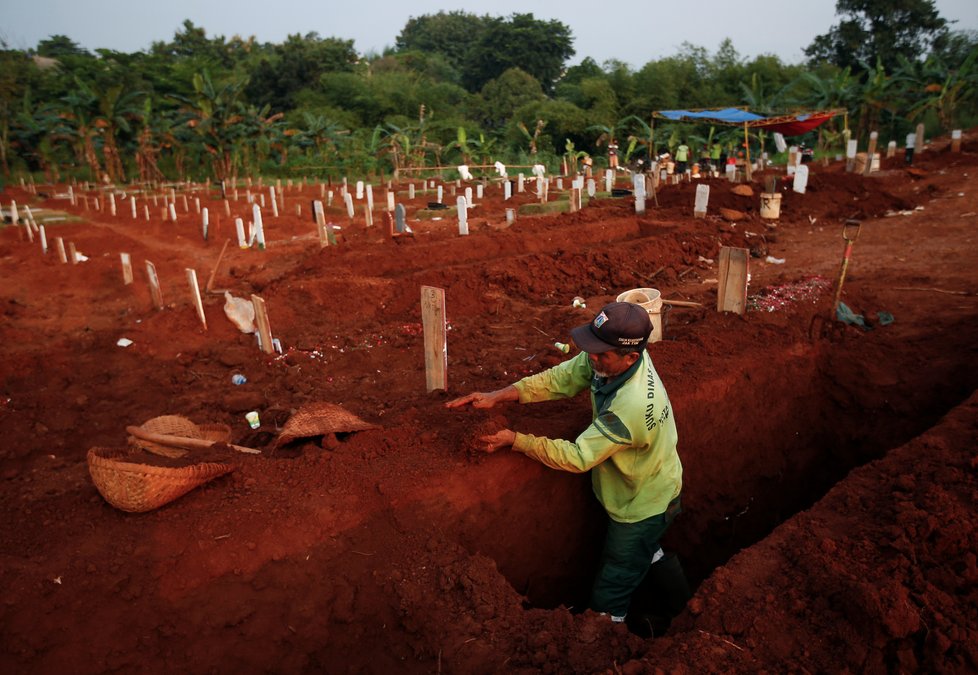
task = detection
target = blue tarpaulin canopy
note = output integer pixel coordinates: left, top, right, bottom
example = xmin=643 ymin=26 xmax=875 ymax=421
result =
xmin=653 ymin=108 xmax=845 ymax=134
xmin=655 ymin=108 xmax=766 ymax=124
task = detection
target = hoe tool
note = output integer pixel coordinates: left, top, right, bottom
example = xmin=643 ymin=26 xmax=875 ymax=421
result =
xmin=832 ymin=219 xmax=861 ymax=317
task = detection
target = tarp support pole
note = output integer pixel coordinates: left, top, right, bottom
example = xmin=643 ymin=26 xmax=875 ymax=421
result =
xmin=744 ymin=122 xmax=752 ymax=182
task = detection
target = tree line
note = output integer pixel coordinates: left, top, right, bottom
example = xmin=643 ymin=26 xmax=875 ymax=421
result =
xmin=0 ymin=1 xmax=975 ymax=186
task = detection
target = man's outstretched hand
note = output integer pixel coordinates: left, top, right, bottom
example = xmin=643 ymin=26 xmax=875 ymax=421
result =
xmin=478 ymin=429 xmax=516 ymax=453
xmin=445 ymin=385 xmax=519 ymax=410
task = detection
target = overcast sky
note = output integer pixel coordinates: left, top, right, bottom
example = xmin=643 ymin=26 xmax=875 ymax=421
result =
xmin=2 ymin=0 xmax=976 ymax=68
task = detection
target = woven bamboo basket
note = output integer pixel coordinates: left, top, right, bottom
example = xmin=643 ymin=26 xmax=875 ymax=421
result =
xmin=128 ymin=415 xmax=231 ymax=458
xmin=88 ymin=447 xmax=233 ymax=513
xmin=274 ymin=402 xmax=379 ymax=448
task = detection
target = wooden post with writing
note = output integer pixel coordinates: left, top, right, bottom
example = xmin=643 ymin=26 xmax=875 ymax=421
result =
xmin=716 ymin=247 xmax=750 ymax=315
xmin=120 ymin=253 xmax=133 ymax=285
xmin=863 ymin=131 xmax=878 ymax=176
xmin=145 ymin=261 xmax=164 ymax=310
xmin=251 ymin=295 xmax=274 ymax=354
xmin=421 ymin=285 xmax=447 ymax=392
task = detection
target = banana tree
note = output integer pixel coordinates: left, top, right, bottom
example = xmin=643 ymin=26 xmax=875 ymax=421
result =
xmin=171 ymin=71 xmax=251 ymax=182
xmin=517 ymin=119 xmax=547 ymax=156
xmin=60 ymin=82 xmax=103 ymax=180
xmin=94 ymin=83 xmax=145 ymax=182
xmin=902 ymin=51 xmax=978 ymax=132
xmin=12 ymin=98 xmax=64 ymax=181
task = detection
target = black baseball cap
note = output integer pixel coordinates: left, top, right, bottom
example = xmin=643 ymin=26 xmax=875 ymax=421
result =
xmin=570 ymin=302 xmax=652 ymax=354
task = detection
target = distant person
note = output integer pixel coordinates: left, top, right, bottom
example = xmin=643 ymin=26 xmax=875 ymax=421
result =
xmin=905 ymin=131 xmax=916 ymax=164
xmin=608 ymin=139 xmax=619 ymax=170
xmin=710 ymin=142 xmax=722 ymax=171
xmin=675 ymin=142 xmax=690 ymax=174
xmin=446 ymin=302 xmax=689 ymax=634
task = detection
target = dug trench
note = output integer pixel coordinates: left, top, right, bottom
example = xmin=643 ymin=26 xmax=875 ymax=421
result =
xmin=416 ymin=297 xmax=978 ymax=615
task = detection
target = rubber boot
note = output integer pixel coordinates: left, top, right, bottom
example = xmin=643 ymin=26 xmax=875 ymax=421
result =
xmin=627 ymin=552 xmax=692 ymax=637
xmin=645 ymin=552 xmax=692 ymax=618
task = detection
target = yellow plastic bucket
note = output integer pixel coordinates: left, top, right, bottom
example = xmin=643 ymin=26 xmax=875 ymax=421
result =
xmin=616 ymin=288 xmax=664 ymax=343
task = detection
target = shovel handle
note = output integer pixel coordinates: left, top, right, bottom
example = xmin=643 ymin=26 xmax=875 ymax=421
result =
xmin=126 ymin=426 xmax=261 ymax=455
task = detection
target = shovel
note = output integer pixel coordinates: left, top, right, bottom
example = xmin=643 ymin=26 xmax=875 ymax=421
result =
xmin=126 ymin=425 xmax=261 ymax=455
xmin=832 ymin=219 xmax=861 ymax=317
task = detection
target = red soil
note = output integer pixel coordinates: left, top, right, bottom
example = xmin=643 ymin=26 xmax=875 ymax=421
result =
xmin=2 ymin=135 xmax=977 ymax=673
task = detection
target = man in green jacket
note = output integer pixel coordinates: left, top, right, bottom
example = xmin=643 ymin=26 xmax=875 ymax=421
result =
xmin=674 ymin=142 xmax=690 ymax=174
xmin=446 ymin=302 xmax=687 ymax=628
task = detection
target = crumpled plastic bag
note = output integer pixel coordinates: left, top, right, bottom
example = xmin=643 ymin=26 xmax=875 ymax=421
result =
xmin=836 ymin=303 xmax=895 ymax=330
xmin=836 ymin=301 xmax=869 ymax=328
xmin=223 ymin=291 xmax=256 ymax=334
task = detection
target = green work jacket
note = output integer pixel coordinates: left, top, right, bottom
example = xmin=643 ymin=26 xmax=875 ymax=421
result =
xmin=675 ymin=145 xmax=690 ymax=162
xmin=512 ymin=351 xmax=682 ymax=523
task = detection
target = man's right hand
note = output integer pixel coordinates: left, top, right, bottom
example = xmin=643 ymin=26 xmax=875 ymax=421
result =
xmin=445 ymin=386 xmax=519 ymax=409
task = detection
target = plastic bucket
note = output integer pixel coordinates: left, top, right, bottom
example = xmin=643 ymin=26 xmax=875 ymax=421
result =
xmin=616 ymin=288 xmax=664 ymax=343
xmin=760 ymin=193 xmax=781 ymax=219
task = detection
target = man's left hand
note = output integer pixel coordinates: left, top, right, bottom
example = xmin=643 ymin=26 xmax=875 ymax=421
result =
xmin=479 ymin=429 xmax=516 ymax=453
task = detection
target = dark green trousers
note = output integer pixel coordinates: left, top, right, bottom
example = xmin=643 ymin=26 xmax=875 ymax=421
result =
xmin=590 ymin=497 xmax=681 ymax=617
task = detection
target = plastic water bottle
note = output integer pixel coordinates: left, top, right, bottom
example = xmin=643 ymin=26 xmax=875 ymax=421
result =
xmin=231 ymin=374 xmax=247 ymax=385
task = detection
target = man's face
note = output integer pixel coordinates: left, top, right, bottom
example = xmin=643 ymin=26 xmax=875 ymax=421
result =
xmin=589 ymin=350 xmax=639 ymax=379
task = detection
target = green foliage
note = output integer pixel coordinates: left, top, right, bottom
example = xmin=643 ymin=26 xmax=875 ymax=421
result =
xmin=4 ymin=7 xmax=968 ymax=183
xmin=805 ymin=0 xmax=949 ymax=73
xmin=461 ymin=14 xmax=575 ymax=94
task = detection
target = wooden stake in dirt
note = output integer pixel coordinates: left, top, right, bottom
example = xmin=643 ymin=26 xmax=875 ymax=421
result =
xmin=634 ymin=174 xmax=646 ymax=215
xmin=863 ymin=131 xmax=878 ymax=177
xmin=845 ymin=139 xmax=858 ymax=172
xmin=205 ymin=239 xmax=231 ymax=293
xmin=194 ymin=197 xmax=200 ymax=214
xmin=886 ymin=140 xmax=897 ymax=158
xmin=201 ymin=207 xmax=209 ymax=241
xmin=109 ymin=193 xmax=117 ymax=216
xmin=408 ymin=184 xmax=415 ymax=200
xmin=145 ymin=261 xmax=164 ymax=310
xmin=235 ymin=218 xmax=246 ymax=248
xmin=120 ymin=253 xmax=133 ymax=285
xmin=39 ymin=225 xmax=47 ymax=254
xmin=186 ymin=268 xmax=207 ymax=330
xmin=605 ymin=169 xmax=614 ymax=193
xmin=420 ymin=285 xmax=447 ymax=392
xmin=457 ymin=196 xmax=468 ymax=235
xmin=313 ymin=200 xmax=329 ymax=247
xmin=717 ymin=247 xmax=750 ymax=315
xmin=366 ymin=184 xmax=374 ymax=212
xmin=269 ymin=187 xmax=278 ymax=217
xmin=9 ymin=201 xmax=18 ymax=226
xmin=694 ymin=184 xmax=710 ymax=218
xmin=344 ymin=193 xmax=355 ymax=222
xmin=224 ymin=199 xmax=231 ymax=217
xmin=143 ymin=205 xmax=149 ymax=221
xmin=68 ymin=242 xmax=78 ymax=265
xmin=56 ymin=237 xmax=67 ymax=263
xmin=169 ymin=203 xmax=177 ymax=222
xmin=951 ymin=130 xmax=962 ymax=153
xmin=386 ymin=190 xmax=396 ymax=212
xmin=251 ymin=295 xmax=274 ymax=354
xmin=252 ymin=204 xmax=265 ymax=249
xmin=517 ymin=174 xmax=525 ymax=193
xmin=130 ymin=196 xmax=137 ymax=219
xmin=181 ymin=194 xmax=189 ymax=212
xmin=504 ymin=181 xmax=512 ymax=201
xmin=363 ymin=204 xmax=373 ymax=227
xmin=915 ymin=123 xmax=925 ymax=157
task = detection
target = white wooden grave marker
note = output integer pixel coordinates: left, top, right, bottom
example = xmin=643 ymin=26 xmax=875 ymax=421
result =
xmin=793 ymin=164 xmax=809 ymax=194
xmin=694 ymin=184 xmax=710 ymax=218
xmin=457 ymin=196 xmax=468 ymax=235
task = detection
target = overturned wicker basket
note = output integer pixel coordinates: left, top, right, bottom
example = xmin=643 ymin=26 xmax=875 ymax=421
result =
xmin=128 ymin=415 xmax=232 ymax=458
xmin=88 ymin=447 xmax=233 ymax=513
